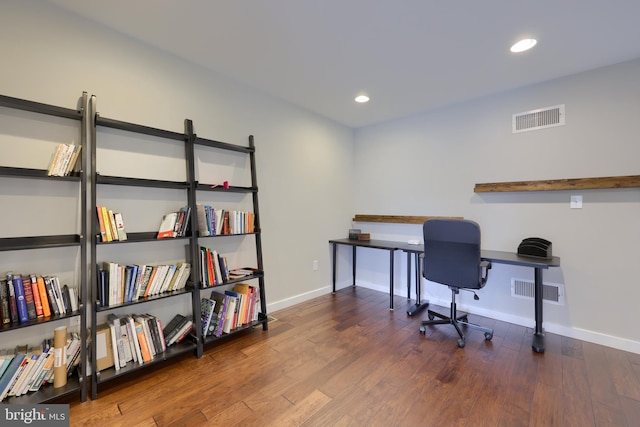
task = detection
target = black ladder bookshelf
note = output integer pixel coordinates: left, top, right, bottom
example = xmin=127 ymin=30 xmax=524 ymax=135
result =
xmin=0 ymin=93 xmax=88 ymax=403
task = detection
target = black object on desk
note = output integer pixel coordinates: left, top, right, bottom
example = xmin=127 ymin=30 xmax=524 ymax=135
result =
xmin=518 ymin=237 xmax=553 ymax=259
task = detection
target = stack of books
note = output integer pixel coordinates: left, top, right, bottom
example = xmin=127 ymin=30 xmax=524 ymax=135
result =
xmin=0 ymin=333 xmax=82 ymax=401
xmin=1 ymin=273 xmax=78 ymax=325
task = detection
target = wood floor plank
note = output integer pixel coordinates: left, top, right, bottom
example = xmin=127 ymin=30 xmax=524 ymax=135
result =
xmin=67 ymin=287 xmax=640 ymax=427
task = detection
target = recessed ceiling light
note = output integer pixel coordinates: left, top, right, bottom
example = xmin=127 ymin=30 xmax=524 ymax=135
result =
xmin=355 ymin=95 xmax=370 ymax=103
xmin=510 ymin=38 xmax=537 ymax=53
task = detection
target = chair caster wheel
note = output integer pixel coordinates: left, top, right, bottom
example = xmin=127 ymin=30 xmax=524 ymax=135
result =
xmin=461 ymin=316 xmax=468 ymax=323
xmin=419 ymin=326 xmax=426 ymax=334
xmin=457 ymin=339 xmax=466 ymax=348
xmin=484 ymin=332 xmax=493 ymax=340
xmin=428 ymin=314 xmax=434 ymax=320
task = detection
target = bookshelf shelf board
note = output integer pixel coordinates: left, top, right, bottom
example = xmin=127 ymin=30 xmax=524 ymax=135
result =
xmin=3 ymin=375 xmax=82 ymax=405
xmin=195 ymin=183 xmax=257 ymax=193
xmin=95 ymin=116 xmax=184 ymax=141
xmin=199 ymin=272 xmax=263 ymax=290
xmin=474 ymin=175 xmax=640 ymax=192
xmin=202 ymin=314 xmax=269 ymax=346
xmin=96 ymin=231 xmax=192 ymax=244
xmin=95 ymin=288 xmax=193 ymax=312
xmin=0 ymin=234 xmax=81 ymax=251
xmin=95 ymin=340 xmax=197 ymax=384
xmin=194 ymin=136 xmax=254 ymax=153
xmin=198 ymin=231 xmax=260 ymax=238
xmin=0 ymin=311 xmax=82 ymax=332
xmin=0 ymin=93 xmax=82 ymax=120
xmin=0 ymin=166 xmax=82 ymax=181
xmin=96 ymin=174 xmax=189 ymax=189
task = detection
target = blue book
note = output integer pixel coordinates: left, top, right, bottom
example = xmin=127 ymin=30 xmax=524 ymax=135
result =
xmin=8 ymin=274 xmax=29 ymax=323
xmin=0 ymin=353 xmax=26 ymax=400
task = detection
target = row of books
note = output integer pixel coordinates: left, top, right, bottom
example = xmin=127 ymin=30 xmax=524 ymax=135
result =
xmin=1 ymin=273 xmax=78 ymax=325
xmin=97 ymin=313 xmax=193 ymax=372
xmin=200 ymin=246 xmax=229 ymax=287
xmin=46 ymin=143 xmax=82 ymax=177
xmin=0 ymin=333 xmax=82 ymax=401
xmin=98 ymin=262 xmax=191 ymax=307
xmin=96 ymin=206 xmax=127 ymax=242
xmin=157 ymin=206 xmax=191 ymax=239
xmin=196 ymin=204 xmax=255 ymax=236
xmin=201 ymin=283 xmax=261 ymax=338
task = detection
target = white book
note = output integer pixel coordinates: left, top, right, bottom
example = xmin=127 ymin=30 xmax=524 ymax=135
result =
xmin=12 ymin=355 xmax=38 ymax=396
xmin=159 ymin=264 xmax=177 ymax=293
xmin=120 ymin=323 xmax=133 ymax=363
xmin=51 ymin=276 xmax=66 ymax=315
xmin=107 ymin=314 xmax=126 ymax=368
xmin=212 ymin=250 xmax=223 ymax=284
xmin=126 ymin=315 xmax=143 ymax=365
xmin=196 ymin=203 xmax=210 ymax=236
xmin=170 ymin=263 xmax=187 ymax=291
xmin=108 ymin=322 xmax=120 ymax=371
xmin=51 ymin=144 xmax=72 ymax=177
xmin=68 ymin=286 xmax=78 ymax=312
xmin=149 ymin=265 xmax=169 ymax=295
xmin=132 ymin=264 xmax=145 ymax=301
xmin=214 ymin=209 xmax=224 ymax=235
xmin=113 ymin=212 xmax=128 ymax=241
xmin=157 ymin=212 xmax=178 ymax=238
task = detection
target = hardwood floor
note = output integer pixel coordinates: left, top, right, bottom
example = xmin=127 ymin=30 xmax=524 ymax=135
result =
xmin=69 ymin=287 xmax=640 ymax=426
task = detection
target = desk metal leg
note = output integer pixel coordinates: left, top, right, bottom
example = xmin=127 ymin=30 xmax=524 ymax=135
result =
xmin=407 ymin=252 xmax=429 ymax=316
xmin=389 ymin=250 xmax=394 ymax=310
xmin=352 ymin=246 xmax=357 ymax=287
xmin=406 ymin=252 xmax=411 ymax=301
xmin=332 ymin=243 xmax=337 ymax=293
xmin=532 ymin=267 xmax=545 ymax=353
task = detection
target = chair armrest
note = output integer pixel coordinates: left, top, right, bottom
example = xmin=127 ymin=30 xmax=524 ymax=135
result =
xmin=480 ymin=260 xmax=491 ymax=283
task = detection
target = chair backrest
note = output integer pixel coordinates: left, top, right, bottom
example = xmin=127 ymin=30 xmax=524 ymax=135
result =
xmin=423 ymin=219 xmax=484 ymax=290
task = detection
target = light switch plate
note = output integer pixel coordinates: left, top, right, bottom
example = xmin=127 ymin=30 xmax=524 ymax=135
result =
xmin=570 ymin=195 xmax=583 ymax=209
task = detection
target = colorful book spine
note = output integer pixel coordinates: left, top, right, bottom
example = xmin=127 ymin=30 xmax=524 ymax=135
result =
xmin=20 ymin=275 xmax=37 ymax=320
xmin=36 ymin=276 xmax=51 ymax=317
xmin=30 ymin=275 xmax=44 ymax=318
xmin=8 ymin=274 xmax=29 ymax=323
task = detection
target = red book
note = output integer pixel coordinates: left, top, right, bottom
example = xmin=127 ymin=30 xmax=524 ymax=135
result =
xmin=21 ymin=275 xmax=38 ymax=320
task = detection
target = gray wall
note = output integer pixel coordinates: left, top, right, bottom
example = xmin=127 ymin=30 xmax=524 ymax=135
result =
xmin=349 ymin=58 xmax=640 ymax=353
xmin=0 ymin=0 xmax=354 ymax=348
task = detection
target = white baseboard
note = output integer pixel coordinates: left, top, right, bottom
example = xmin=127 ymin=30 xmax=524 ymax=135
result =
xmin=277 ymin=280 xmax=640 ymax=355
xmin=267 ymin=286 xmax=331 ymax=313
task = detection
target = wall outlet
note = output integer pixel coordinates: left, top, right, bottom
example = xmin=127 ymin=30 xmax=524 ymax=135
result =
xmin=313 ymin=260 xmax=319 ymax=271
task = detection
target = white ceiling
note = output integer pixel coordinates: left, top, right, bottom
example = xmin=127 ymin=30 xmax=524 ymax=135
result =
xmin=46 ymin=0 xmax=640 ymax=129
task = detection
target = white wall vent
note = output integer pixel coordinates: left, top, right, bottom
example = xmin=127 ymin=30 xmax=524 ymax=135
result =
xmin=511 ymin=278 xmax=565 ymax=305
xmin=512 ymin=104 xmax=565 ymax=133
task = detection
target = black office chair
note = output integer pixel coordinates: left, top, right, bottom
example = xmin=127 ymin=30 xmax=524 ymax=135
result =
xmin=419 ymin=218 xmax=493 ymax=348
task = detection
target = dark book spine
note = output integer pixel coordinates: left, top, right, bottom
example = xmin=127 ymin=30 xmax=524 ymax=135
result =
xmin=21 ymin=275 xmax=37 ymax=319
xmin=44 ymin=277 xmax=60 ymax=315
xmin=146 ymin=315 xmax=162 ymax=354
xmin=6 ymin=278 xmax=19 ymax=323
xmin=163 ymin=314 xmax=186 ymax=345
xmin=0 ymin=280 xmax=10 ymax=324
xmin=98 ymin=268 xmax=107 ymax=307
xmin=62 ymin=284 xmax=72 ymax=314
xmin=9 ymin=274 xmax=30 ymax=323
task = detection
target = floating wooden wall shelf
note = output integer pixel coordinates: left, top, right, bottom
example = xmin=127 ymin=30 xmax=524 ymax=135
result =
xmin=352 ymin=214 xmax=463 ymax=224
xmin=474 ymin=175 xmax=640 ymax=193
